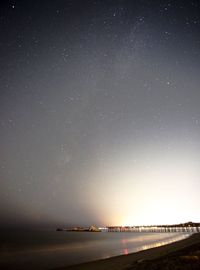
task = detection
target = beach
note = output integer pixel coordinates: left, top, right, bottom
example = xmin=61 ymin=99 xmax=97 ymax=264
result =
xmin=1 ymin=231 xmax=189 ymax=269
xmin=54 ymin=233 xmax=200 ymax=270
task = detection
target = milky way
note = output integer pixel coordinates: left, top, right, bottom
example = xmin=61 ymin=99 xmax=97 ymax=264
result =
xmin=0 ymin=1 xmax=200 ymax=228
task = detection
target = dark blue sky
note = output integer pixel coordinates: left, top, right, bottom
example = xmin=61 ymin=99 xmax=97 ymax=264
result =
xmin=1 ymin=0 xmax=200 ymax=228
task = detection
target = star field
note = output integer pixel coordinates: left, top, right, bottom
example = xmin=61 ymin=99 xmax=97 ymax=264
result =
xmin=0 ymin=0 xmax=200 ymax=228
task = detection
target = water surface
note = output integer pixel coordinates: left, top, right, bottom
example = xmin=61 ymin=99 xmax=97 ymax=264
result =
xmin=0 ymin=230 xmax=190 ymax=269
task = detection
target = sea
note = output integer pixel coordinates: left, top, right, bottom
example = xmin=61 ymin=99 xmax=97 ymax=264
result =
xmin=0 ymin=230 xmax=190 ymax=269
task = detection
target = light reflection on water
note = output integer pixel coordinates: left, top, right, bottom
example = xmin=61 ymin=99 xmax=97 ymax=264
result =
xmin=118 ymin=233 xmax=190 ymax=256
xmin=0 ymin=232 xmax=191 ymax=269
xmin=136 ymin=233 xmax=190 ymax=252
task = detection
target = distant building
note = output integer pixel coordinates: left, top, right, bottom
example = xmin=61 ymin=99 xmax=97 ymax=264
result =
xmin=89 ymin=225 xmax=101 ymax=232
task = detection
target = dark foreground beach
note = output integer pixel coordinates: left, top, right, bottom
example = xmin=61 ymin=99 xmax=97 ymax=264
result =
xmin=54 ymin=233 xmax=200 ymax=270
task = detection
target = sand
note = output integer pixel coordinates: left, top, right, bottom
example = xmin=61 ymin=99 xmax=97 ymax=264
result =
xmin=54 ymin=233 xmax=200 ymax=270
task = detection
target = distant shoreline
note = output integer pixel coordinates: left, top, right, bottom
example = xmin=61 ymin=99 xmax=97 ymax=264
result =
xmin=57 ymin=230 xmax=101 ymax=232
xmin=54 ymin=233 xmax=200 ymax=270
xmin=56 ymin=225 xmax=101 ymax=232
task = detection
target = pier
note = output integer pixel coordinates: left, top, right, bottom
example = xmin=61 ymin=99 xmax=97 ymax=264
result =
xmin=105 ymin=222 xmax=200 ymax=233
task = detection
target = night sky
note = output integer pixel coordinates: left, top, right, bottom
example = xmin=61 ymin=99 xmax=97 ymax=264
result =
xmin=1 ymin=0 xmax=200 ymax=228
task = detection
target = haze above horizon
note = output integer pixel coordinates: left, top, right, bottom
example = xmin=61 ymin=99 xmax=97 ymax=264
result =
xmin=1 ymin=0 xmax=200 ymax=229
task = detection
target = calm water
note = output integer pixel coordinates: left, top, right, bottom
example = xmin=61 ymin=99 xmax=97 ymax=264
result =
xmin=0 ymin=230 xmax=190 ymax=269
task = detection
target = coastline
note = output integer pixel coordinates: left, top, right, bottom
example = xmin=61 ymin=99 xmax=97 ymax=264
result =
xmin=53 ymin=233 xmax=200 ymax=270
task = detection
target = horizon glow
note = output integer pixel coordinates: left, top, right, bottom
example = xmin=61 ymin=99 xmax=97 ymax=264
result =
xmin=0 ymin=1 xmax=200 ymax=228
